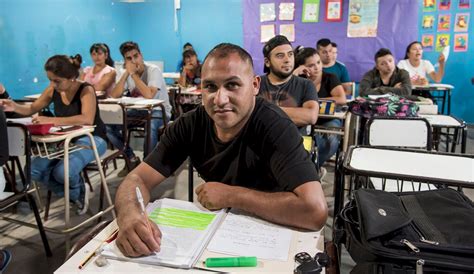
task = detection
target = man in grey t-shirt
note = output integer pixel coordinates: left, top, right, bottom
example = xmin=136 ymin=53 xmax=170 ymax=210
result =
xmin=259 ymin=35 xmax=319 ymax=135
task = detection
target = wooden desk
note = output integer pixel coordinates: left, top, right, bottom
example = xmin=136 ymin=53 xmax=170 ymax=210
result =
xmin=55 ymin=219 xmax=325 ymax=274
xmin=412 ymin=84 xmax=454 ymax=114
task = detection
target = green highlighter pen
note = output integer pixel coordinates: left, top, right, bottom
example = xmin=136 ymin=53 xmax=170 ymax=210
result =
xmin=205 ymin=256 xmax=258 ymax=267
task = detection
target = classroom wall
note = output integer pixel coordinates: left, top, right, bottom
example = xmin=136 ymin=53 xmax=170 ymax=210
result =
xmin=417 ymin=1 xmax=474 ymax=122
xmin=0 ymin=0 xmax=131 ymax=96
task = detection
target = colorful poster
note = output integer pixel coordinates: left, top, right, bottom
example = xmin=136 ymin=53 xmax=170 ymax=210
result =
xmin=422 ymin=15 xmax=435 ymax=30
xmin=302 ymin=0 xmax=320 ymax=23
xmin=435 ymin=34 xmax=450 ymax=52
xmin=454 ymin=33 xmax=468 ymax=52
xmin=279 ymin=3 xmax=295 ymax=21
xmin=260 ymin=25 xmax=275 ymax=43
xmin=347 ymin=0 xmax=380 ymax=38
xmin=459 ymin=0 xmax=470 ymax=9
xmin=422 ymin=34 xmax=435 ymax=51
xmin=438 ymin=0 xmax=451 ymax=10
xmin=260 ymin=3 xmax=276 ymax=22
xmin=454 ymin=13 xmax=469 ymax=32
xmin=423 ymin=0 xmax=437 ymax=12
xmin=326 ymin=0 xmax=343 ymax=22
xmin=437 ymin=14 xmax=451 ymax=31
xmin=279 ymin=24 xmax=295 ymax=41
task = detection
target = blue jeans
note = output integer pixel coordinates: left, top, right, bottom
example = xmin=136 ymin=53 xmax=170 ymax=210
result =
xmin=315 ymin=119 xmax=342 ymax=167
xmin=106 ymin=109 xmax=167 ymax=159
xmin=31 ymin=135 xmax=106 ymax=201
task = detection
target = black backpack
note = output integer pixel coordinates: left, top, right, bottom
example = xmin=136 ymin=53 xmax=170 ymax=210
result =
xmin=335 ymin=188 xmax=474 ymax=273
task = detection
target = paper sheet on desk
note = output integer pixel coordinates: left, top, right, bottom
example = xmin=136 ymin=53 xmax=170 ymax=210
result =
xmin=6 ymin=117 xmax=33 ymax=124
xmin=207 ymin=210 xmax=292 ymax=261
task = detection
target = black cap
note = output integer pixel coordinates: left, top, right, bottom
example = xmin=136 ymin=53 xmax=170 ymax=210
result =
xmin=263 ymin=35 xmax=292 ymax=58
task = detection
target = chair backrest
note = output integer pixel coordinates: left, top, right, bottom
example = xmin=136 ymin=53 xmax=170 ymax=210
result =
xmin=7 ymin=124 xmax=28 ymax=157
xmin=98 ymin=103 xmax=124 ymax=125
xmin=365 ymin=117 xmax=432 ymax=150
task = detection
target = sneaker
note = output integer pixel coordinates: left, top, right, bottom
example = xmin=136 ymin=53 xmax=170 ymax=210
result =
xmin=319 ymin=167 xmax=327 ymax=181
xmin=74 ymin=183 xmax=90 ymax=215
xmin=117 ymin=157 xmax=140 ymax=177
xmin=0 ymin=249 xmax=11 ymax=272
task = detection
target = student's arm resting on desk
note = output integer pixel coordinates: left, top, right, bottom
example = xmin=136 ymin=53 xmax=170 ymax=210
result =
xmin=94 ymin=69 xmax=117 ymax=92
xmin=0 ymin=86 xmax=53 ymax=116
xmin=196 ymin=181 xmax=327 ymax=231
xmin=110 ymin=70 xmax=128 ymax=98
xmin=280 ymin=100 xmax=319 ymax=126
xmin=115 ymin=162 xmax=164 ymax=257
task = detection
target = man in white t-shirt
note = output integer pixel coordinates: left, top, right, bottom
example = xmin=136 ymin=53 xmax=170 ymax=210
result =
xmin=109 ymin=41 xmax=172 ymax=176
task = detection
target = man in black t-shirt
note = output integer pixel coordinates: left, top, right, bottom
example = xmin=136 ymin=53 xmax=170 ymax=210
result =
xmin=259 ymin=35 xmax=319 ymax=135
xmin=114 ymin=43 xmax=328 ymax=257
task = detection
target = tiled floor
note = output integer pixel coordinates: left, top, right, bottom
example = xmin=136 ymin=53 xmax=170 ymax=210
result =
xmin=1 ymin=127 xmax=473 ymax=274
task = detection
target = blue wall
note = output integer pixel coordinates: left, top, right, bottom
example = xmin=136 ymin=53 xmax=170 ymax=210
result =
xmin=417 ymin=2 xmax=474 ymax=122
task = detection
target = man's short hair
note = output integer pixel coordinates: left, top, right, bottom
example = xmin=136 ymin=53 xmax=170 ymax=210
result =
xmin=183 ymin=49 xmax=197 ymax=59
xmin=262 ymin=35 xmax=292 ymax=73
xmin=374 ymin=48 xmax=393 ymax=62
xmin=316 ymin=38 xmax=332 ymax=49
xmin=119 ymin=41 xmax=140 ymax=57
xmin=203 ymin=43 xmax=254 ymax=70
xmin=331 ymin=42 xmax=338 ymax=48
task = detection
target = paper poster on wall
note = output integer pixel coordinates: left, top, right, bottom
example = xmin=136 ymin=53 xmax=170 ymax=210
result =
xmin=279 ymin=3 xmax=295 ymax=21
xmin=326 ymin=0 xmax=343 ymax=22
xmin=437 ymin=14 xmax=451 ymax=31
xmin=347 ymin=0 xmax=380 ymax=38
xmin=279 ymin=24 xmax=295 ymax=41
xmin=261 ymin=25 xmax=276 ymax=43
xmin=454 ymin=13 xmax=469 ymax=32
xmin=423 ymin=0 xmax=437 ymax=12
xmin=260 ymin=3 xmax=276 ymax=22
xmin=438 ymin=0 xmax=451 ymax=10
xmin=302 ymin=0 xmax=320 ymax=23
xmin=422 ymin=34 xmax=435 ymax=51
xmin=454 ymin=33 xmax=468 ymax=52
xmin=435 ymin=34 xmax=450 ymax=52
xmin=422 ymin=15 xmax=435 ymax=29
xmin=459 ymin=0 xmax=470 ymax=9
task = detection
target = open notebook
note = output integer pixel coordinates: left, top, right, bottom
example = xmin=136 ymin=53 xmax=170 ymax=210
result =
xmin=101 ymin=198 xmax=227 ymax=269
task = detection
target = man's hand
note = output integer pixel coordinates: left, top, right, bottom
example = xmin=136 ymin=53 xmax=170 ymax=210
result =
xmin=116 ymin=211 xmax=162 ymax=257
xmin=125 ymin=61 xmax=139 ymax=76
xmin=0 ymin=99 xmax=16 ymax=112
xmin=195 ymin=182 xmax=234 ymax=210
xmin=394 ymin=82 xmax=403 ymax=88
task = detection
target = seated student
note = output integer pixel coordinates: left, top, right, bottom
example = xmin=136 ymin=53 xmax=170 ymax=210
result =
xmin=178 ymin=49 xmax=202 ymax=87
xmin=397 ymin=41 xmax=445 ymax=86
xmin=109 ymin=41 xmax=172 ymax=177
xmin=259 ymin=35 xmax=319 ymax=136
xmin=176 ymin=42 xmax=195 ymax=72
xmin=293 ymin=46 xmax=346 ymax=173
xmin=114 ymin=43 xmax=328 ymax=257
xmin=316 ymin=39 xmax=352 ymax=95
xmin=0 ymin=55 xmax=107 ymax=215
xmin=359 ymin=48 xmax=412 ymax=96
xmin=80 ymin=43 xmax=116 ymax=97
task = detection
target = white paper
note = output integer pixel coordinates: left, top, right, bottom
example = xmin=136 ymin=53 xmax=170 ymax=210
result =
xmin=24 ymin=93 xmax=42 ymax=99
xmin=260 ymin=3 xmax=276 ymax=22
xmin=6 ymin=117 xmax=33 ymax=124
xmin=279 ymin=3 xmax=295 ymax=20
xmin=261 ymin=25 xmax=275 ymax=43
xmin=435 ymin=46 xmax=450 ymax=67
xmin=207 ymin=210 xmax=292 ymax=261
xmin=368 ymin=94 xmax=391 ymax=99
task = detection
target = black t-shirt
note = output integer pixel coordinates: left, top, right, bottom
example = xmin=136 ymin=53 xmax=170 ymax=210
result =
xmin=145 ymin=97 xmax=319 ymax=192
xmin=317 ymin=72 xmax=341 ymax=98
xmin=258 ymin=75 xmax=318 ymax=134
xmin=52 ymin=83 xmax=107 ymax=140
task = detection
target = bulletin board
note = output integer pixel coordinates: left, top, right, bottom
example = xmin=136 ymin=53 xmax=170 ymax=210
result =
xmin=242 ymin=0 xmax=419 ymax=81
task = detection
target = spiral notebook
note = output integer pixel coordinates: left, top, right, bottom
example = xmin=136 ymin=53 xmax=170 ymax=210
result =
xmin=101 ymin=198 xmax=227 ymax=269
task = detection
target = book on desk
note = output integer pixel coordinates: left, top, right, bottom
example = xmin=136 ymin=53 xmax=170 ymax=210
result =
xmin=101 ymin=198 xmax=295 ymax=269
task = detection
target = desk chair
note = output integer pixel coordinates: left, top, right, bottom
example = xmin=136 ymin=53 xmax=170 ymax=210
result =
xmin=361 ymin=116 xmax=433 ymax=192
xmin=1 ymin=123 xmax=52 ymax=256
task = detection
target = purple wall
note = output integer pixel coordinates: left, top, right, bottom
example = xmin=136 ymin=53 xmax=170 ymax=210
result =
xmin=243 ymin=0 xmax=418 ymax=81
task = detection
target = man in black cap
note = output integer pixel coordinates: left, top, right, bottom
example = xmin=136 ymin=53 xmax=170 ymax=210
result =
xmin=259 ymin=35 xmax=319 ymax=135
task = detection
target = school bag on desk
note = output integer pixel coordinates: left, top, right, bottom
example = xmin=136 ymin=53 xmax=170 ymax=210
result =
xmin=348 ymin=94 xmax=419 ymax=118
xmin=335 ymin=188 xmax=474 ymax=273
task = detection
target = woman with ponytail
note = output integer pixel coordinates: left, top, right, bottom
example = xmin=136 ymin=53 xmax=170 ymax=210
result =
xmin=0 ymin=54 xmax=107 ymax=215
xmin=81 ymin=43 xmax=116 ymax=96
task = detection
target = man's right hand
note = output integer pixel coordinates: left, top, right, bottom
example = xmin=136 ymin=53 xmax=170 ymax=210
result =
xmin=125 ymin=61 xmax=139 ymax=76
xmin=116 ymin=211 xmax=162 ymax=257
xmin=0 ymin=99 xmax=16 ymax=112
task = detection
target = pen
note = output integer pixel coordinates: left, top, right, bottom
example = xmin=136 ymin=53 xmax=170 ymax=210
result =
xmin=205 ymin=256 xmax=258 ymax=268
xmin=77 ymin=229 xmax=118 ymax=269
xmin=135 ymin=186 xmax=153 ymax=234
